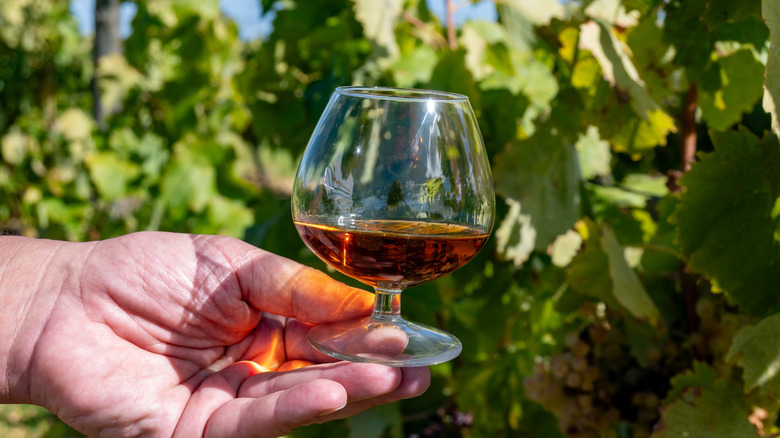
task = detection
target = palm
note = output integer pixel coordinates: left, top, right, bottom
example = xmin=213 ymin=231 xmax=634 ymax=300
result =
xmin=26 ymin=232 xmax=428 ymax=437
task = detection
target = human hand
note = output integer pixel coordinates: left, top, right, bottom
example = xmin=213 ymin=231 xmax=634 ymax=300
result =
xmin=0 ymin=232 xmax=429 ymax=437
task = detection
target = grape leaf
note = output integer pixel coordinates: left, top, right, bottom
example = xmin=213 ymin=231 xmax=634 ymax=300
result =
xmin=585 ymin=0 xmax=640 ymax=28
xmin=703 ymin=0 xmax=761 ymax=31
xmin=763 ymin=0 xmax=780 ymax=138
xmin=664 ymin=361 xmax=717 ymax=402
xmin=425 ymin=50 xmax=480 ymax=108
xmin=663 ymin=0 xmax=712 ymax=82
xmin=498 ymin=0 xmax=565 ymax=51
xmin=699 ymin=50 xmax=765 ymax=131
xmin=461 ymin=21 xmax=507 ymax=81
xmin=203 ymin=195 xmax=254 ymax=238
xmin=728 ymin=313 xmax=780 ymax=399
xmin=493 ymin=122 xmax=581 ymax=249
xmin=601 ymin=224 xmax=660 ymax=327
xmin=391 ymin=45 xmax=438 ymax=87
xmin=1 ymin=129 xmax=33 ymax=165
xmin=575 ymin=125 xmax=611 ymax=180
xmin=495 ymin=198 xmax=536 ymax=266
xmin=347 ymin=403 xmax=402 ymax=438
xmin=550 ymin=229 xmax=582 ymax=267
xmin=85 ymin=152 xmax=140 ymax=202
xmin=579 ymin=20 xmax=671 ymax=123
xmin=675 ymin=128 xmax=780 ymax=316
xmin=54 ymin=108 xmax=94 ymax=143
xmin=566 ymin=224 xmax=619 ymax=308
xmin=353 ymin=0 xmax=401 ymax=78
xmin=566 ymin=220 xmax=660 ymax=327
xmin=652 ymin=366 xmax=758 ymax=438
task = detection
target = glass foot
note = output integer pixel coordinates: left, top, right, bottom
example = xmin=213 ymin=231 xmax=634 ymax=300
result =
xmin=308 ymin=316 xmax=462 ymax=367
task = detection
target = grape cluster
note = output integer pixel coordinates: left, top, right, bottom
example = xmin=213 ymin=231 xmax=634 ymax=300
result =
xmin=409 ymin=406 xmax=474 ymax=438
xmin=689 ymin=294 xmax=751 ymax=376
xmin=524 ymin=319 xmax=620 ymax=437
xmin=524 ymin=303 xmax=676 ymax=437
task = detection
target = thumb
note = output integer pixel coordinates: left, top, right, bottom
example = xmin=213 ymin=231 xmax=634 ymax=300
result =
xmin=237 ymin=248 xmax=373 ymax=323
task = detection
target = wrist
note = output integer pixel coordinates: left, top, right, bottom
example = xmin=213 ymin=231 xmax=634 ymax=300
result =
xmin=0 ymin=236 xmax=92 ymax=404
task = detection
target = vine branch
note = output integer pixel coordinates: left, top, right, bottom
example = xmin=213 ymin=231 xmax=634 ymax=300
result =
xmin=681 ymin=83 xmax=698 ymax=172
xmin=445 ymin=0 xmax=457 ymax=50
xmin=401 ymin=10 xmax=448 ymax=50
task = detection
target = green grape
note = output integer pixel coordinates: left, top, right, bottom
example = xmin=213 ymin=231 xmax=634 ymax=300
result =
xmin=565 ymin=372 xmax=583 ymax=389
xmin=551 ymin=355 xmax=570 ymax=379
xmin=588 ymin=322 xmax=611 ymax=344
xmin=571 ymin=339 xmax=591 ymax=358
xmin=570 ymin=355 xmax=588 ymax=372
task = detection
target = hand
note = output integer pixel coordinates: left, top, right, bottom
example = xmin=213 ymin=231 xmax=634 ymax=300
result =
xmin=0 ymin=232 xmax=430 ymax=437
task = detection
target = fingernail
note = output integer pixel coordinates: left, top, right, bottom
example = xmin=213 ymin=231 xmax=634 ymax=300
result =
xmin=317 ymin=401 xmax=347 ymax=417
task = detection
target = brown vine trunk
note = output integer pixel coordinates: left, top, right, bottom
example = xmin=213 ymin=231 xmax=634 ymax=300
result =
xmin=445 ymin=0 xmax=457 ymax=50
xmin=93 ymin=0 xmax=121 ymax=128
xmin=678 ymin=83 xmax=703 ymax=357
xmin=681 ymin=83 xmax=698 ymax=172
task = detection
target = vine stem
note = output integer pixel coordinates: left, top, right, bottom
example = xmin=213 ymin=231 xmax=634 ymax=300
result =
xmin=625 ymin=243 xmax=684 ymax=260
xmin=401 ymin=10 xmax=448 ymax=50
xmin=445 ymin=0 xmax=457 ymax=50
xmin=678 ymin=82 xmax=702 ymax=356
xmin=681 ymin=83 xmax=698 ymax=172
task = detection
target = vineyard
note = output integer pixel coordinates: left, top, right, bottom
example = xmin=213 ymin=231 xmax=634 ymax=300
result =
xmin=1 ymin=0 xmax=779 ymax=437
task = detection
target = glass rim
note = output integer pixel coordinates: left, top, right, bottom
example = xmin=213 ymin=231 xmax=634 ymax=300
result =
xmin=335 ymin=86 xmax=469 ymax=102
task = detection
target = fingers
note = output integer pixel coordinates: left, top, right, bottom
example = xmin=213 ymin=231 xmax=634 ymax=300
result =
xmin=316 ymin=366 xmax=431 ymax=422
xmin=205 ymin=379 xmax=348 ymax=438
xmin=237 ymin=249 xmax=374 ymax=324
xmin=181 ymin=361 xmax=430 ymax=438
xmin=173 ymin=362 xmax=264 ymax=438
xmin=238 ymin=362 xmax=403 ymax=401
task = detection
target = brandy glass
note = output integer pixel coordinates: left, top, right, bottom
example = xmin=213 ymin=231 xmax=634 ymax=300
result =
xmin=292 ymin=86 xmax=495 ymax=366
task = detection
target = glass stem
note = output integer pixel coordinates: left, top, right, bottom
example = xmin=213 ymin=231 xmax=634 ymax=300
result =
xmin=372 ymin=288 xmax=402 ymax=322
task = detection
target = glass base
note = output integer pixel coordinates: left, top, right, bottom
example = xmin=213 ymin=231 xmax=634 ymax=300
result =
xmin=308 ymin=316 xmax=462 ymax=367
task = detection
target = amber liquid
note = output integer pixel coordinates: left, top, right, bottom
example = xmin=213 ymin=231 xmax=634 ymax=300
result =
xmin=295 ymin=219 xmax=490 ymax=289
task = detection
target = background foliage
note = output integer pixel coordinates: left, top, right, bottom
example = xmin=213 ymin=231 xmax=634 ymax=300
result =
xmin=1 ymin=0 xmax=779 ymax=437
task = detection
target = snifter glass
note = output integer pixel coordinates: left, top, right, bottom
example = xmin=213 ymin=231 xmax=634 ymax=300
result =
xmin=291 ymin=86 xmax=495 ymax=366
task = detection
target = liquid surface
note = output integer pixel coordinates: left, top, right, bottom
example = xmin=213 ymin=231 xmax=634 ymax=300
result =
xmin=295 ymin=219 xmax=489 ymax=289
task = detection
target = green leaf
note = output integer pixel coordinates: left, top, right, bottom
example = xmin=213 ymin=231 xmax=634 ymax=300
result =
xmin=54 ymin=108 xmax=94 ymax=143
xmin=728 ymin=313 xmax=780 ymax=399
xmin=1 ymin=129 xmax=34 ymax=165
xmin=85 ymin=152 xmax=141 ymax=201
xmin=567 ymin=220 xmax=660 ymax=327
xmin=567 ymin=221 xmax=621 ymax=308
xmin=391 ymin=45 xmax=438 ymax=88
xmin=664 ymin=361 xmax=717 ymax=402
xmin=575 ymin=125 xmax=611 ymax=180
xmin=495 ymin=198 xmax=536 ymax=266
xmin=550 ymin=229 xmax=583 ymax=267
xmin=461 ymin=21 xmax=509 ymax=80
xmin=763 ymin=0 xmax=780 ymax=138
xmin=353 ymin=0 xmax=401 ymax=78
xmin=601 ymin=224 xmax=660 ymax=327
xmin=493 ymin=122 xmax=581 ymax=249
xmin=347 ymin=404 xmax=402 ymax=438
xmin=203 ymin=195 xmax=254 ymax=238
xmin=699 ymin=50 xmax=765 ymax=131
xmin=652 ymin=365 xmax=758 ymax=438
xmin=675 ymin=128 xmax=780 ymax=316
xmin=663 ymin=0 xmax=712 ymax=82
xmin=425 ymin=50 xmax=480 ymax=107
xmin=498 ymin=0 xmax=565 ymax=51
xmin=703 ymin=0 xmax=761 ymax=30
xmin=585 ymin=0 xmax=640 ymax=27
xmin=580 ymin=20 xmax=670 ymax=122
xmin=160 ymin=147 xmax=216 ymax=214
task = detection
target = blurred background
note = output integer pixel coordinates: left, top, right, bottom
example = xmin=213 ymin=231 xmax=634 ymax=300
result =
xmin=1 ymin=0 xmax=777 ymax=437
